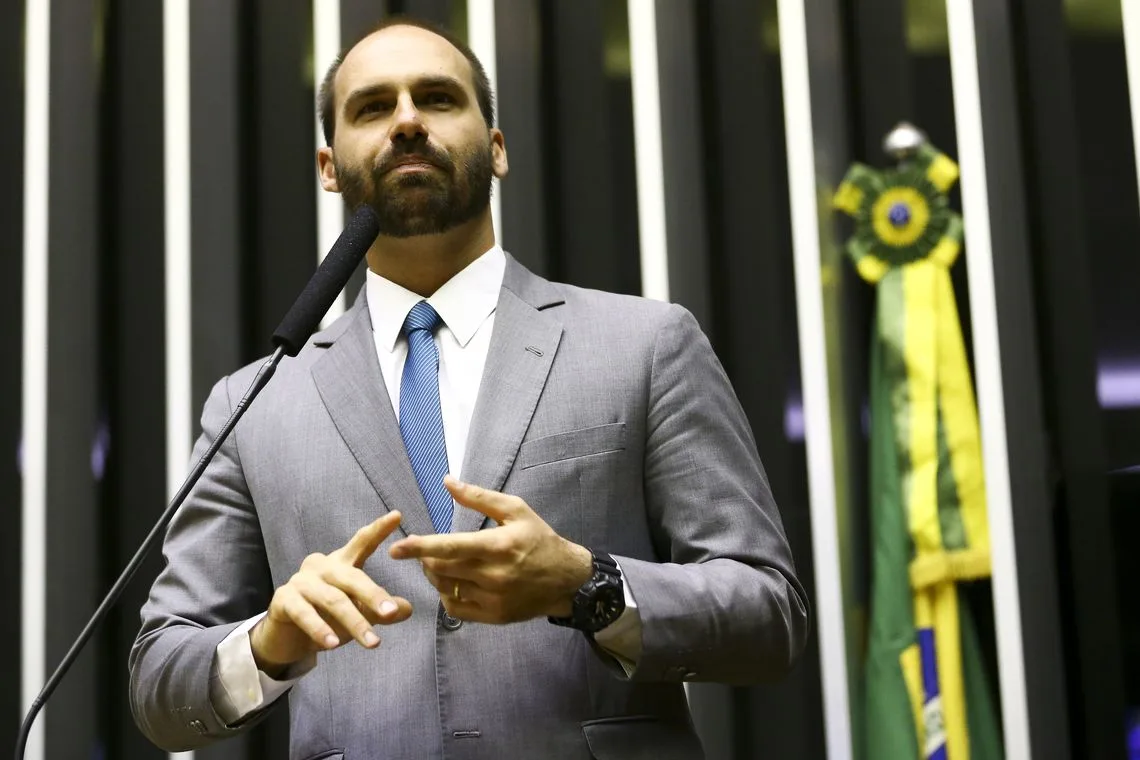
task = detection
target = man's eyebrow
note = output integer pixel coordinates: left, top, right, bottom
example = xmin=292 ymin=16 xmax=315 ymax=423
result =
xmin=343 ymin=83 xmax=391 ymax=111
xmin=414 ymin=75 xmax=466 ymax=92
xmin=343 ymin=76 xmax=467 ymax=111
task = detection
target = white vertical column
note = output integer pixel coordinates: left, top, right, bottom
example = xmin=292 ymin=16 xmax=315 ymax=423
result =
xmin=945 ymin=3 xmax=1031 ymax=759
xmin=627 ymin=0 xmax=670 ymax=302
xmin=315 ymin=0 xmax=345 ymax=328
xmin=164 ymin=0 xmax=194 ymax=757
xmin=776 ymin=0 xmax=853 ymax=758
xmin=627 ymin=0 xmax=678 ymax=693
xmin=21 ymin=0 xmax=50 ymax=757
xmin=467 ymin=0 xmax=501 ymax=241
xmin=1122 ymin=0 xmax=1140 ymax=216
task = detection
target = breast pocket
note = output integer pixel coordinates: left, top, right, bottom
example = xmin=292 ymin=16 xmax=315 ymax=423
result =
xmin=517 ymin=423 xmax=627 ymax=470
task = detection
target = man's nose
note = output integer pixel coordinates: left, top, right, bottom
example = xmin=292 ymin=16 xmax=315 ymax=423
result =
xmin=390 ymin=95 xmax=427 ymax=143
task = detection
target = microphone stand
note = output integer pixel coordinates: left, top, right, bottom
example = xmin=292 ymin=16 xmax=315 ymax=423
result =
xmin=14 ymin=344 xmax=287 ymax=760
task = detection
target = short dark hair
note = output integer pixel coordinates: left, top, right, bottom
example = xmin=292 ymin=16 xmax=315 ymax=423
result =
xmin=317 ymin=15 xmax=495 ymax=146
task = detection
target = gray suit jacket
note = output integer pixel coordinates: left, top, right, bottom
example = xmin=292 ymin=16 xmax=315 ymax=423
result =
xmin=129 ymin=255 xmax=809 ymax=760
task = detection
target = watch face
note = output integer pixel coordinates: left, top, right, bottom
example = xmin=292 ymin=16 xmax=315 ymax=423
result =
xmin=588 ymin=583 xmax=624 ymax=628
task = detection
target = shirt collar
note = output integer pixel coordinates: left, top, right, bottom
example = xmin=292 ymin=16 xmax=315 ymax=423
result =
xmin=366 ymin=246 xmax=506 ymax=352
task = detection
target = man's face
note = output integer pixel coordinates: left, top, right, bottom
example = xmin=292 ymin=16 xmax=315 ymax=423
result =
xmin=323 ymin=26 xmax=506 ymax=238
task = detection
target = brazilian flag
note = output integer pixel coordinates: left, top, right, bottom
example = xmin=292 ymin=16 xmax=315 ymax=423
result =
xmin=835 ymin=143 xmax=1004 ymax=760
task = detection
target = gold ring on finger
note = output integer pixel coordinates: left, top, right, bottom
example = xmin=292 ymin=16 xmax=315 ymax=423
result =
xmin=453 ymin=581 xmax=461 ymax=601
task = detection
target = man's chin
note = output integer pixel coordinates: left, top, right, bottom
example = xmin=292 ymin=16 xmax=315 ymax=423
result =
xmin=382 ymin=223 xmax=445 ymax=239
xmin=382 ymin=172 xmax=446 ymax=191
xmin=374 ymin=209 xmax=452 ymax=238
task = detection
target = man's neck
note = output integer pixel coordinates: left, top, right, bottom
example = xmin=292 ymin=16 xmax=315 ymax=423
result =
xmin=366 ymin=213 xmax=496 ymax=297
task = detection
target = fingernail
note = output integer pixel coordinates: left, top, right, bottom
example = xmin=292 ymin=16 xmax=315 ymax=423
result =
xmin=364 ymin=630 xmax=380 ymax=646
xmin=447 ymin=476 xmax=466 ymax=491
xmin=324 ymin=633 xmax=339 ymax=648
xmin=379 ymin=600 xmax=398 ymax=616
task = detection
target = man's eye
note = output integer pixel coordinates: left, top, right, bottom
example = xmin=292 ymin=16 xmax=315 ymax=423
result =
xmin=359 ymin=101 xmax=388 ymax=116
xmin=425 ymin=92 xmax=455 ymax=107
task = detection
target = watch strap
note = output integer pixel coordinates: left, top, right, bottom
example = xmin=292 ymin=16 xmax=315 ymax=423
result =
xmin=548 ymin=550 xmax=624 ymax=631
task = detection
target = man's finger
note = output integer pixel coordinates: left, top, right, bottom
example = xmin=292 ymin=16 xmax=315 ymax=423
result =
xmin=442 ymin=595 xmax=500 ymax=624
xmin=425 ymin=569 xmax=493 ymax=611
xmin=443 ymin=476 xmax=527 ymax=524
xmin=335 ymin=511 xmax=402 ymax=567
xmin=420 ymin=556 xmax=481 ymax=581
xmin=389 ymin=529 xmax=506 ymax=561
xmin=276 ymin=585 xmax=340 ymax=650
xmin=295 ymin=576 xmax=380 ymax=649
xmin=321 ymin=564 xmax=408 ymax=622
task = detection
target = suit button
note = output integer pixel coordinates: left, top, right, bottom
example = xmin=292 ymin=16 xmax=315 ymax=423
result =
xmin=438 ymin=604 xmax=463 ymax=631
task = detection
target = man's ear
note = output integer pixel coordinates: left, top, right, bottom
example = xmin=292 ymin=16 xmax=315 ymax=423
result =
xmin=317 ymin=146 xmax=339 ymax=192
xmin=490 ymin=129 xmax=509 ymax=180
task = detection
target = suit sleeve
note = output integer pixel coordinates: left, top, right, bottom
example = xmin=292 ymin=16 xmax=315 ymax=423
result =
xmin=128 ymin=376 xmax=278 ymax=751
xmin=612 ymin=304 xmax=810 ymax=685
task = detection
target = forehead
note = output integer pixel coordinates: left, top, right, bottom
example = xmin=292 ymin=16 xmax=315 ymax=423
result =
xmin=336 ymin=26 xmax=475 ymax=100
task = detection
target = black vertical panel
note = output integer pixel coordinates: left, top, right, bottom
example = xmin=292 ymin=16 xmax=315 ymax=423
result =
xmin=542 ymin=0 xmax=640 ymax=294
xmin=845 ymin=0 xmax=913 ymax=160
xmin=0 ymin=0 xmax=24 ymax=755
xmin=240 ymin=4 xmax=319 ymax=757
xmin=244 ymin=0 xmax=318 ymax=360
xmin=99 ymin=0 xmax=168 ymax=757
xmin=1009 ymin=1 xmax=1125 ymax=757
xmin=495 ymin=0 xmax=550 ymax=275
xmin=342 ymin=0 xmax=392 ymax=43
xmin=339 ymin=0 xmax=394 ymax=302
xmin=400 ymin=0 xmax=451 ymax=25
xmin=654 ymin=0 xmax=711 ymax=331
xmin=970 ymin=0 xmax=1071 ymax=756
xmin=696 ymin=1 xmax=826 ymax=757
xmin=191 ymin=6 xmax=254 ymax=758
xmin=44 ymin=0 xmax=104 ymax=756
xmin=191 ymin=0 xmax=246 ymax=414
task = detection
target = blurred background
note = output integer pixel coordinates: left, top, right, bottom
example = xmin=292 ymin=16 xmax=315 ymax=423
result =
xmin=4 ymin=0 xmax=1139 ymax=758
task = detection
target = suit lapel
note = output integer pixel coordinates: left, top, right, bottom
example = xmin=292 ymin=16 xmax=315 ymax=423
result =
xmin=454 ymin=257 xmax=565 ymax=534
xmin=310 ymin=302 xmax=436 ymax=539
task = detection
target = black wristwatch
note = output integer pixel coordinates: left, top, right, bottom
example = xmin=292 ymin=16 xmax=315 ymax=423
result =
xmin=548 ymin=550 xmax=626 ymax=634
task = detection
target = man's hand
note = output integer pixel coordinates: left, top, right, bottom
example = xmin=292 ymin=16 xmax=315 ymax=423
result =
xmin=250 ymin=511 xmax=413 ymax=676
xmin=388 ymin=476 xmax=593 ymax=624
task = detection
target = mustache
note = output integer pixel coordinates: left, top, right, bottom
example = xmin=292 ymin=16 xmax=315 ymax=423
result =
xmin=375 ymin=143 xmax=452 ymax=175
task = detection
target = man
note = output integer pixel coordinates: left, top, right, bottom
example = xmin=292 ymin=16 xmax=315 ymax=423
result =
xmin=130 ymin=16 xmax=809 ymax=760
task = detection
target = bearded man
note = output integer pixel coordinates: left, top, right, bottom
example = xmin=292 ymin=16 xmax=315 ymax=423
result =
xmin=130 ymin=16 xmax=809 ymax=760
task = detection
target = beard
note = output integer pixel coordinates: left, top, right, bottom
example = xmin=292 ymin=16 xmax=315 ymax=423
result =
xmin=335 ymin=138 xmax=493 ymax=239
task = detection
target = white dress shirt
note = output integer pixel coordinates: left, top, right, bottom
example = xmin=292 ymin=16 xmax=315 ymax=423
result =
xmin=210 ymin=247 xmax=641 ymax=725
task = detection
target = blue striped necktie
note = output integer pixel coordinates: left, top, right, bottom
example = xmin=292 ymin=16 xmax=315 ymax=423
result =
xmin=399 ymin=301 xmax=452 ymax=533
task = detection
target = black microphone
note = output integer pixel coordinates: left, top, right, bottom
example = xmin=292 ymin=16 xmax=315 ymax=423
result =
xmin=14 ymin=205 xmax=381 ymax=760
xmin=274 ymin=205 xmax=380 ymax=355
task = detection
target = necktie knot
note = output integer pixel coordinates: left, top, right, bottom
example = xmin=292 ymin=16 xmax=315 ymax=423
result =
xmin=403 ymin=301 xmax=441 ymax=336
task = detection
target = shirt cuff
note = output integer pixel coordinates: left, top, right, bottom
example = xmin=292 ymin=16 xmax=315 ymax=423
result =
xmin=592 ymin=560 xmax=642 ymax=676
xmin=211 ymin=611 xmax=317 ymax=726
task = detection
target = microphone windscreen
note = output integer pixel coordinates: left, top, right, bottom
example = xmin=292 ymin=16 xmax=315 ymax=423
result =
xmin=272 ymin=205 xmax=380 ymax=355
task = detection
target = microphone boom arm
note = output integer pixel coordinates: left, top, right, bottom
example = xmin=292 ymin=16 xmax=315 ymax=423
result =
xmin=14 ymin=344 xmax=288 ymax=760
